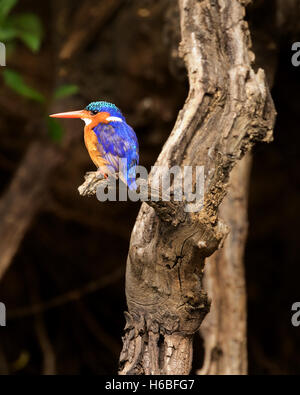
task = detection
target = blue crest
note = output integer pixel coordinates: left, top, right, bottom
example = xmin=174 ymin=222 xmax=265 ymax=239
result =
xmin=85 ymin=101 xmax=124 ymax=119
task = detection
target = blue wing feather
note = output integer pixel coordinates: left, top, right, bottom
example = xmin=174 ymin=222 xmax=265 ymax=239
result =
xmin=93 ymin=121 xmax=139 ymax=189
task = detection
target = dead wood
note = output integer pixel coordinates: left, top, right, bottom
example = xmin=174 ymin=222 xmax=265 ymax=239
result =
xmin=198 ymin=153 xmax=251 ymax=375
xmin=117 ymin=0 xmax=275 ymax=375
xmin=197 ymin=1 xmax=280 ymax=374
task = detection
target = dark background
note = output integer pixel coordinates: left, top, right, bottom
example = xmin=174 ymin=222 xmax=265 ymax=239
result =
xmin=0 ymin=0 xmax=299 ymax=374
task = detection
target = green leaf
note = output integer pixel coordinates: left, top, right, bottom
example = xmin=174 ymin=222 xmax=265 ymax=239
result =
xmin=0 ymin=25 xmax=18 ymax=41
xmin=3 ymin=69 xmax=45 ymax=102
xmin=47 ymin=117 xmax=64 ymax=143
xmin=0 ymin=0 xmax=18 ymax=24
xmin=18 ymin=30 xmax=41 ymax=52
xmin=9 ymin=13 xmax=43 ymax=52
xmin=53 ymin=84 xmax=79 ymax=100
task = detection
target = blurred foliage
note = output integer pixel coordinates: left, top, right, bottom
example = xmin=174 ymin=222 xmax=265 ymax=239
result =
xmin=0 ymin=0 xmax=18 ymax=24
xmin=46 ymin=117 xmax=64 ymax=143
xmin=3 ymin=68 xmax=79 ymax=107
xmin=2 ymin=66 xmax=78 ymax=142
xmin=54 ymin=84 xmax=79 ymax=100
xmin=3 ymin=68 xmax=45 ymax=102
xmin=0 ymin=0 xmax=43 ymax=52
xmin=0 ymin=0 xmax=79 ymax=143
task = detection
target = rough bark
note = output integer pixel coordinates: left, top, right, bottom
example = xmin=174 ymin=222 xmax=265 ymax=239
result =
xmin=198 ymin=153 xmax=251 ymax=375
xmin=118 ymin=0 xmax=275 ymax=375
xmin=197 ymin=0 xmax=281 ymax=374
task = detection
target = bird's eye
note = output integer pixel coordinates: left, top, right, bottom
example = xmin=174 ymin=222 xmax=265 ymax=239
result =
xmin=90 ymin=110 xmax=98 ymax=115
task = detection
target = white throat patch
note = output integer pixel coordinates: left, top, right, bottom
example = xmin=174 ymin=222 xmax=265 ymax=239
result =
xmin=82 ymin=118 xmax=92 ymax=126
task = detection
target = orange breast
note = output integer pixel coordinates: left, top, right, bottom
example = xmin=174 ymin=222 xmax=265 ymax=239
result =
xmin=84 ymin=126 xmax=108 ymax=169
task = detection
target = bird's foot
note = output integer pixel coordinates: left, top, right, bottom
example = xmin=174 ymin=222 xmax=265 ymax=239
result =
xmin=95 ymin=169 xmax=106 ymax=180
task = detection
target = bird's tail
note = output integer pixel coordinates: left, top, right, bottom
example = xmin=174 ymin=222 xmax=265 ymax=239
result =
xmin=127 ymin=178 xmax=137 ymax=191
xmin=118 ymin=165 xmax=137 ymax=191
xmin=117 ymin=158 xmax=138 ymax=191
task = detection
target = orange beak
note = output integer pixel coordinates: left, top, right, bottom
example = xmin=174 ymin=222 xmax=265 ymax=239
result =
xmin=49 ymin=109 xmax=88 ymax=119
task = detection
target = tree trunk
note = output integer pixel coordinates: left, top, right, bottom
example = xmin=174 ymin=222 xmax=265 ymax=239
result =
xmin=198 ymin=153 xmax=251 ymax=375
xmin=119 ymin=0 xmax=275 ymax=375
xmin=198 ymin=0 xmax=281 ymax=374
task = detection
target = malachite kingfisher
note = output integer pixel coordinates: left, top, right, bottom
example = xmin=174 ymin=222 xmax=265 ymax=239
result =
xmin=50 ymin=101 xmax=139 ymax=190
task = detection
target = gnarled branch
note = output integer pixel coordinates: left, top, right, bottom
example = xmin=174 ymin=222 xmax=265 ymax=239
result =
xmin=117 ymin=0 xmax=275 ymax=375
